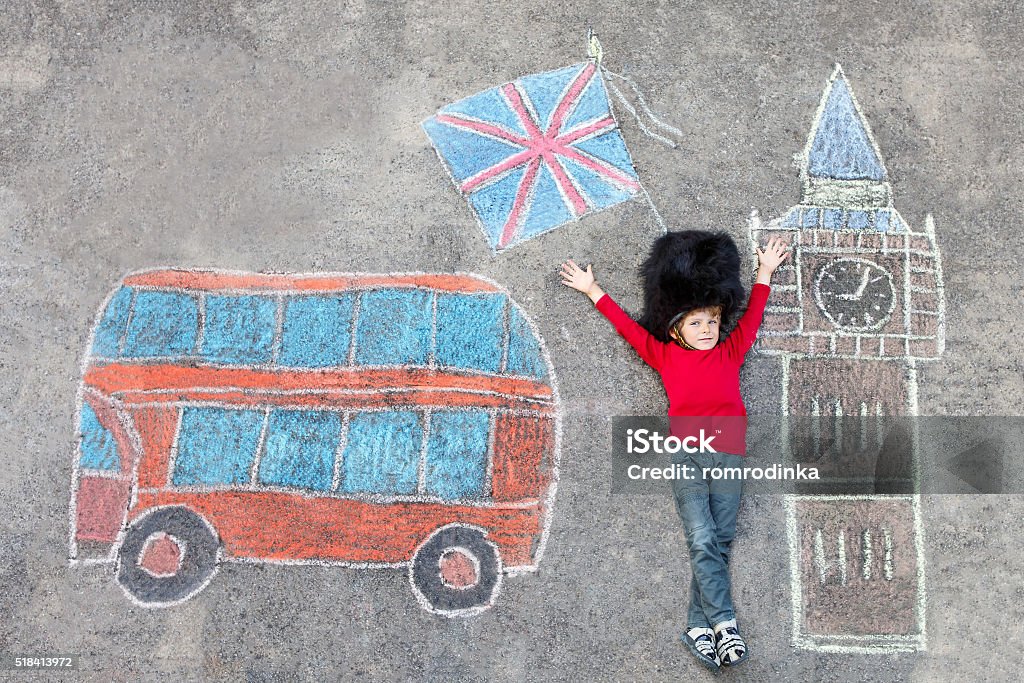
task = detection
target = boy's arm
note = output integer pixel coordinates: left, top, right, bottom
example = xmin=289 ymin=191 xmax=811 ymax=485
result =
xmin=724 ymin=236 xmax=790 ymax=361
xmin=593 ymin=292 xmax=667 ymax=370
xmin=723 ymin=282 xmax=771 ymax=361
xmin=560 ymin=260 xmax=667 ymax=370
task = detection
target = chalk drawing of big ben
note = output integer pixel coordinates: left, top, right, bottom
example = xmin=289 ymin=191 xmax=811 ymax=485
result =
xmin=749 ymin=65 xmax=945 ymax=653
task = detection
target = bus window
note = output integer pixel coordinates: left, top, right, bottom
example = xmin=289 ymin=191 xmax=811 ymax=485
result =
xmin=506 ymin=305 xmax=547 ymax=379
xmin=339 ymin=410 xmax=422 ymax=495
xmin=258 ymin=409 xmax=341 ymax=491
xmin=201 ymin=295 xmax=276 ymax=365
xmin=354 ymin=289 xmax=433 ymax=366
xmin=435 ymin=293 xmax=504 ymax=373
xmin=424 ymin=410 xmax=490 ymax=499
xmin=172 ymin=407 xmax=264 ymax=486
xmin=91 ymin=287 xmax=133 ymax=357
xmin=122 ymin=291 xmax=199 ymax=358
xmin=278 ymin=295 xmax=355 ymax=368
xmin=78 ymin=402 xmax=119 ymax=471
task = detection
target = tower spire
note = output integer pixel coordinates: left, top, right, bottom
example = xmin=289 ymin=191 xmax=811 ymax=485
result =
xmin=798 ymin=65 xmax=892 ymax=209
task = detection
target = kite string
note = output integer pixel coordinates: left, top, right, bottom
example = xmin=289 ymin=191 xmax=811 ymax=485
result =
xmin=598 ymin=64 xmax=676 ymax=234
xmin=604 ymin=78 xmax=677 ymax=148
xmin=600 ymin=66 xmax=684 ymax=147
xmin=640 ymin=181 xmax=669 ymax=234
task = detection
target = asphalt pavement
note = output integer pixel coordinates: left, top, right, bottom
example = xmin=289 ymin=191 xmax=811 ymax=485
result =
xmin=2 ymin=1 xmax=1023 ymax=681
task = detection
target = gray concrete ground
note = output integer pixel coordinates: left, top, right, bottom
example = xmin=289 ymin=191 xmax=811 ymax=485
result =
xmin=2 ymin=1 xmax=1023 ymax=680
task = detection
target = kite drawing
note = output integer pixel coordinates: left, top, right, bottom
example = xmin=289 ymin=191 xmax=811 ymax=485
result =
xmin=423 ymin=34 xmax=679 ymax=252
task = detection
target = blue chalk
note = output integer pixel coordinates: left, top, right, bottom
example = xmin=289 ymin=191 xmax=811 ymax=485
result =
xmin=561 ymin=73 xmax=611 ymax=133
xmin=122 ymin=291 xmax=199 ymax=358
xmin=258 ymin=409 xmax=340 ymax=491
xmin=875 ymin=210 xmax=891 ymax=232
xmin=339 ymin=410 xmax=422 ymax=495
xmin=824 ymin=208 xmax=843 ymax=230
xmin=572 ymin=133 xmax=639 ymax=183
xmin=517 ymin=63 xmax=584 ymax=130
xmin=201 ymin=294 xmax=277 ymax=365
xmin=440 ymin=87 xmax=529 ymax=138
xmin=424 ymin=410 xmax=490 ymax=499
xmin=467 ymin=167 xmax=528 ymax=246
xmin=279 ymin=295 xmax=355 ymax=367
xmin=173 ymin=407 xmax=264 ymax=486
xmin=435 ymin=293 xmax=504 ymax=373
xmin=848 ymin=210 xmax=869 ymax=230
xmin=78 ymin=402 xmax=119 ymax=471
xmin=92 ymin=287 xmax=133 ymax=357
xmin=519 ymin=162 xmax=575 ymax=240
xmin=887 ymin=211 xmax=907 ymax=233
xmin=354 ymin=289 xmax=433 ymax=366
xmin=562 ymin=157 xmax=635 ymax=213
xmin=422 ymin=117 xmax=525 ymax=183
xmin=506 ymin=305 xmax=546 ymax=378
xmin=808 ymin=77 xmax=885 ymax=181
xmin=781 ymin=208 xmax=801 ymax=228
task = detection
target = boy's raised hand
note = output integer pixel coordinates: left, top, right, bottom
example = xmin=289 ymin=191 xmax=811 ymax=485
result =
xmin=560 ymin=259 xmax=605 ymax=304
xmin=756 ymin=236 xmax=791 ymax=273
xmin=754 ymin=236 xmax=791 ymax=285
xmin=560 ymin=259 xmax=593 ymax=293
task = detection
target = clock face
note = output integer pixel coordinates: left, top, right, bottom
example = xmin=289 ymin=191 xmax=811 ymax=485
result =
xmin=814 ymin=258 xmax=896 ymax=331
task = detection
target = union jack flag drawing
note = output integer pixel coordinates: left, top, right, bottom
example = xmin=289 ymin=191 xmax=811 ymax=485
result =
xmin=423 ymin=61 xmax=641 ymax=252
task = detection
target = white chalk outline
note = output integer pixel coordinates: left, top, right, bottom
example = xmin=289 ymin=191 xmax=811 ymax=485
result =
xmin=417 ymin=407 xmax=432 ymax=495
xmin=248 ymin=407 xmax=272 ymax=485
xmin=756 ymin=64 xmax=937 ymax=653
xmin=69 ymin=269 xmax=562 ymax=617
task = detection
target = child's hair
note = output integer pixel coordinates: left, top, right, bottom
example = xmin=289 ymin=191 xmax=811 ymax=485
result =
xmin=669 ymin=305 xmax=723 ymax=342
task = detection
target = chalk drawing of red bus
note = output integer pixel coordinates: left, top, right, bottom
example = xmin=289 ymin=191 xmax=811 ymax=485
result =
xmin=70 ymin=269 xmax=560 ymax=616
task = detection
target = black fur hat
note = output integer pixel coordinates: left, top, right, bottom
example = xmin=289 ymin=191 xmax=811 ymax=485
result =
xmin=638 ymin=230 xmax=745 ymax=342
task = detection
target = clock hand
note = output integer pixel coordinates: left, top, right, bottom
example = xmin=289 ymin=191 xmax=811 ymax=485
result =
xmin=853 ymin=268 xmax=871 ymax=298
xmin=836 ymin=269 xmax=872 ymax=300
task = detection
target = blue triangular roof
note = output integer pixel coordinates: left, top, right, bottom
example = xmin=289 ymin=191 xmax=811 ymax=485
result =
xmin=807 ymin=71 xmax=886 ymax=181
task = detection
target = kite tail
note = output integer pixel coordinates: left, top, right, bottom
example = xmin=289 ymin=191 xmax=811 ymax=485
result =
xmin=599 ymin=65 xmax=677 ymax=233
xmin=600 ymin=67 xmax=684 ymax=149
xmin=587 ymin=31 xmax=678 ymax=233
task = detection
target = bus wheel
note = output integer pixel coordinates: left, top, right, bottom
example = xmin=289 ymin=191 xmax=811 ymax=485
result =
xmin=410 ymin=524 xmax=502 ymax=616
xmin=116 ymin=506 xmax=220 ymax=607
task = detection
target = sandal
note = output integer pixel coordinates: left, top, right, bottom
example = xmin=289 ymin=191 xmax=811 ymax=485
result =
xmin=713 ymin=619 xmax=748 ymax=666
xmin=682 ymin=626 xmax=721 ymax=672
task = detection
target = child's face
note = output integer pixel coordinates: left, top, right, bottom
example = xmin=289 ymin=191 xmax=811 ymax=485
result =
xmin=670 ymin=308 xmax=721 ymax=350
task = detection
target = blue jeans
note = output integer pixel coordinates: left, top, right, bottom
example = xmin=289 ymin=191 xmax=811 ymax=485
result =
xmin=669 ymin=450 xmax=745 ymax=629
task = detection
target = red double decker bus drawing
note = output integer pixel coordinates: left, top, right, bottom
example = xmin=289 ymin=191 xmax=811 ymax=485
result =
xmin=70 ymin=269 xmax=560 ymax=616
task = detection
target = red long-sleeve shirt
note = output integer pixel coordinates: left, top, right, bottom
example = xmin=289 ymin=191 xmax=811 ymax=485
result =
xmin=595 ymin=283 xmax=771 ymax=455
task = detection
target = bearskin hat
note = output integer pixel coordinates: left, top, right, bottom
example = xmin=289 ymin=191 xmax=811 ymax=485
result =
xmin=637 ymin=230 xmax=745 ymax=342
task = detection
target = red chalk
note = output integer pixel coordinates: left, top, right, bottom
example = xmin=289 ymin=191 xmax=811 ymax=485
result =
xmin=76 ymin=476 xmax=131 ymax=543
xmin=139 ymin=533 xmax=183 ymax=577
xmin=439 ymin=549 xmax=478 ymax=589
